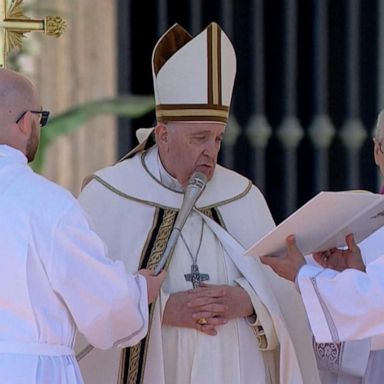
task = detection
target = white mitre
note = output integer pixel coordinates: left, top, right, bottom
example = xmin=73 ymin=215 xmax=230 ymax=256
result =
xmin=152 ymin=22 xmax=236 ymax=123
xmin=122 ymin=22 xmax=236 ymax=159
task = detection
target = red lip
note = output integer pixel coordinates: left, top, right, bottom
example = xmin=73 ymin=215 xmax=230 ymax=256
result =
xmin=196 ymin=164 xmax=213 ymax=172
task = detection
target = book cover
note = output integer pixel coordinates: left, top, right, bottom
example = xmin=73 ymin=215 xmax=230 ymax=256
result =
xmin=245 ymin=191 xmax=384 ymax=257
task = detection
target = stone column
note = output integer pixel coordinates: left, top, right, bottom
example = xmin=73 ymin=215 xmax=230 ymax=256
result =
xmin=34 ymin=0 xmax=117 ymax=195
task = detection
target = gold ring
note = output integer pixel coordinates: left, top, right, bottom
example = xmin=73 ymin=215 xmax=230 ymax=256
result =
xmin=197 ymin=318 xmax=208 ymax=325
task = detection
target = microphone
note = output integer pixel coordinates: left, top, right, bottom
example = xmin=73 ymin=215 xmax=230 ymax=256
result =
xmin=154 ymin=171 xmax=207 ymax=275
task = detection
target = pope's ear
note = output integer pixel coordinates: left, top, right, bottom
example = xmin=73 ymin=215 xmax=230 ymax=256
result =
xmin=155 ymin=123 xmax=168 ymax=144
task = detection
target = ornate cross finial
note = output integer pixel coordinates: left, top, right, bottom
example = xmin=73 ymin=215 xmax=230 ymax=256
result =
xmin=0 ymin=0 xmax=66 ymax=68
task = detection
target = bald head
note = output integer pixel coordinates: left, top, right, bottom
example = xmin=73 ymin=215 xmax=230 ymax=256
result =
xmin=0 ymin=69 xmax=40 ymax=128
xmin=0 ymin=69 xmax=42 ymax=159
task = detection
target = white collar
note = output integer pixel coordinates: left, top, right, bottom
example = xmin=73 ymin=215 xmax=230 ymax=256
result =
xmin=0 ymin=145 xmax=27 ymax=165
xmin=144 ymin=146 xmax=184 ymax=192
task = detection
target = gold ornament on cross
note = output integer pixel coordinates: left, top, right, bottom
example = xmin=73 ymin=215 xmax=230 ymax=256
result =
xmin=0 ymin=0 xmax=66 ymax=68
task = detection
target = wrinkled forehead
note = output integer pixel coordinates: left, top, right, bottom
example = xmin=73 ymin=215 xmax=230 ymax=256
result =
xmin=166 ymin=121 xmax=226 ymax=134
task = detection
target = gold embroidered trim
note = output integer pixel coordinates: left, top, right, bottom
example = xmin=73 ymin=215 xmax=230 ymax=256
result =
xmin=146 ymin=209 xmax=178 ymax=269
xmin=119 ymin=207 xmax=177 ymax=384
xmin=207 ymin=23 xmax=221 ymax=105
xmin=126 ymin=343 xmax=141 ymax=383
xmin=156 ymin=105 xmax=228 ymax=123
xmin=87 ymin=174 xmax=253 ymax=210
xmin=88 ymin=175 xmax=174 ymax=210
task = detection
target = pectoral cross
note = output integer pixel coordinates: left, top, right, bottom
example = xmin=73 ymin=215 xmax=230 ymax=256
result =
xmin=0 ymin=0 xmax=66 ymax=68
xmin=184 ymin=264 xmax=209 ymax=288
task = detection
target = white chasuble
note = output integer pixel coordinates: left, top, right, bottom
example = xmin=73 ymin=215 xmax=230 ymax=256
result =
xmin=77 ymin=145 xmax=320 ymax=384
xmin=162 ymin=212 xmax=268 ymax=383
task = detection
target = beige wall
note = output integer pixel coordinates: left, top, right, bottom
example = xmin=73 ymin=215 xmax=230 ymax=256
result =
xmin=32 ymin=0 xmax=117 ymax=195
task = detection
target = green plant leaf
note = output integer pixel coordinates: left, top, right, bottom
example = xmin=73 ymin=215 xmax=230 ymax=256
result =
xmin=31 ymin=95 xmax=155 ymax=172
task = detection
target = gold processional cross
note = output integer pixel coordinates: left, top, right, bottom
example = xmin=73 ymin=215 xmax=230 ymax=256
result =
xmin=0 ymin=0 xmax=66 ymax=68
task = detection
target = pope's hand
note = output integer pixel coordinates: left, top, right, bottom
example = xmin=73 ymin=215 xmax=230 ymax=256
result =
xmin=187 ymin=284 xmax=254 ymax=323
xmin=260 ymin=234 xmax=306 ymax=281
xmin=163 ymin=289 xmax=229 ymax=336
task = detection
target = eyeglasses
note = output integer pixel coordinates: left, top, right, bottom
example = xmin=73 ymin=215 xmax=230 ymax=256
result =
xmin=15 ymin=110 xmax=50 ymax=127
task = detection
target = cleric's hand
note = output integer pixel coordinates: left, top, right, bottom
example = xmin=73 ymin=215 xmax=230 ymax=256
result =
xmin=260 ymin=234 xmax=306 ymax=282
xmin=313 ymin=234 xmax=365 ymax=272
xmin=138 ymin=269 xmax=167 ymax=304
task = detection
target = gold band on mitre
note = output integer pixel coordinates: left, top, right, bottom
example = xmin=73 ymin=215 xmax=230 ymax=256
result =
xmin=156 ymin=104 xmax=229 ymax=123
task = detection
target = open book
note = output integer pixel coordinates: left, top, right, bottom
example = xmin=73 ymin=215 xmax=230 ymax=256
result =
xmin=245 ymin=191 xmax=384 ymax=257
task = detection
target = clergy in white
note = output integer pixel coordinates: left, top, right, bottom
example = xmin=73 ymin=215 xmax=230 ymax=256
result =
xmin=282 ymin=109 xmax=384 ymax=384
xmin=0 ymin=145 xmax=150 ymax=383
xmin=305 ymin=252 xmax=384 ymax=384
xmin=262 ymin=234 xmax=384 ymax=383
xmin=0 ymin=69 xmax=166 ymax=384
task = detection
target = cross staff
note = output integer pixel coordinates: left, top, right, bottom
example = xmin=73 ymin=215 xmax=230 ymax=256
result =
xmin=0 ymin=0 xmax=66 ymax=68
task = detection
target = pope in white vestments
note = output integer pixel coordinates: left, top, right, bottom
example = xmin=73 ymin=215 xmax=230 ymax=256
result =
xmin=77 ymin=22 xmax=321 ymax=384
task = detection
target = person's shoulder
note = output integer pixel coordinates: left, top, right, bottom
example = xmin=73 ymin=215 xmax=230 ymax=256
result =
xmin=25 ymin=169 xmax=76 ymax=207
xmin=214 ymin=164 xmax=249 ymax=183
xmin=196 ymin=165 xmax=255 ymax=207
xmin=204 ymin=164 xmax=266 ymax=203
xmin=89 ymin=154 xmax=140 ymax=182
xmin=212 ymin=164 xmax=260 ymax=195
xmin=81 ymin=154 xmax=144 ymax=196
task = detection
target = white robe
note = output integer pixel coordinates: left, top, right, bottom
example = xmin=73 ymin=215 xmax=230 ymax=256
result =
xmin=304 ymin=256 xmax=375 ymax=383
xmin=297 ymin=230 xmax=384 ymax=383
xmin=77 ymin=145 xmax=321 ymax=384
xmin=0 ymin=145 xmax=148 ymax=384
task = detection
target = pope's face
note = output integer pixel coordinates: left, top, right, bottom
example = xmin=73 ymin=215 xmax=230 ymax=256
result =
xmin=157 ymin=122 xmax=225 ymax=188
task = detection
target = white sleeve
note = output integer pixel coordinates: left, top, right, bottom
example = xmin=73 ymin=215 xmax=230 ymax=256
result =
xmin=47 ymin=202 xmax=149 ymax=349
xmin=314 ymin=338 xmax=371 ymax=378
xmin=235 ymin=277 xmax=278 ymax=351
xmin=298 ymin=258 xmax=384 ymax=343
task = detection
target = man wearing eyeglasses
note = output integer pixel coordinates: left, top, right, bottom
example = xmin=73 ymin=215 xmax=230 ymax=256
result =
xmin=0 ymin=68 xmax=166 ymax=383
xmin=13 ymin=110 xmax=49 ymax=162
